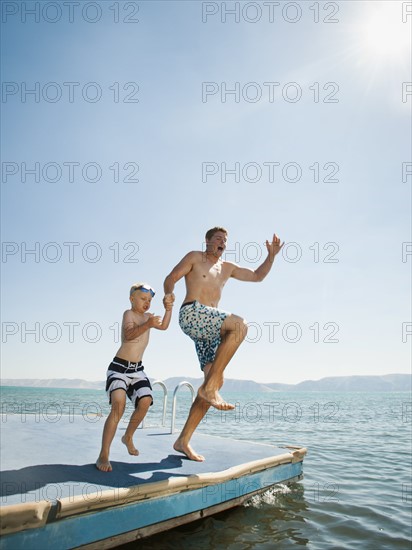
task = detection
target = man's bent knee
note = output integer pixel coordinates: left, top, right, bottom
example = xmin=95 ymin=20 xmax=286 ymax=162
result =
xmin=221 ymin=314 xmax=247 ymax=343
xmin=233 ymin=317 xmax=248 ymax=343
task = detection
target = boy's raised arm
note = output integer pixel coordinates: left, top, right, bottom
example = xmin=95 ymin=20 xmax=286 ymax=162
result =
xmin=157 ymin=303 xmax=173 ymax=331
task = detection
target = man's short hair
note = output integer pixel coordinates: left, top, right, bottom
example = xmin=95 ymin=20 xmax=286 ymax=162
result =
xmin=205 ymin=227 xmax=228 ymax=241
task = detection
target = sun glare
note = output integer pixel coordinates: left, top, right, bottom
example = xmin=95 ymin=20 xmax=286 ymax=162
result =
xmin=359 ymin=3 xmax=410 ymax=59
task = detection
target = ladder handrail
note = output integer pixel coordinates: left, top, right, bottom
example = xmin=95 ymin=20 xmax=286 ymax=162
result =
xmin=140 ymin=379 xmax=168 ymax=428
xmin=171 ymin=381 xmax=195 ymax=433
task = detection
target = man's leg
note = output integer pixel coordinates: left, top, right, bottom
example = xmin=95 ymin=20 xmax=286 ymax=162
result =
xmin=122 ymin=396 xmax=152 ymax=456
xmin=174 ymin=315 xmax=247 ymax=461
xmin=173 ymin=364 xmax=212 ymax=462
xmin=96 ymin=389 xmax=126 ymax=472
xmin=198 ymin=313 xmax=248 ymax=409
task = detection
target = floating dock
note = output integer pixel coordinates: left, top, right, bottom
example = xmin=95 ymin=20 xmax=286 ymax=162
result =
xmin=1 ymin=392 xmax=307 ymax=549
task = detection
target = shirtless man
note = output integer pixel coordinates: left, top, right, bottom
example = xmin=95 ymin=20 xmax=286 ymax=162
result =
xmin=163 ymin=227 xmax=284 ymax=461
xmin=96 ymin=283 xmax=173 ymax=472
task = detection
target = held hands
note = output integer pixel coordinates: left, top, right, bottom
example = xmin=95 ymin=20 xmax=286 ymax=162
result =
xmin=163 ymin=293 xmax=175 ymax=311
xmin=266 ymin=233 xmax=284 ymax=261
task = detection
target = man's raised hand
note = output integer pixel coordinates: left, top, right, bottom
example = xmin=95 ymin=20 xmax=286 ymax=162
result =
xmin=266 ymin=233 xmax=284 ymax=261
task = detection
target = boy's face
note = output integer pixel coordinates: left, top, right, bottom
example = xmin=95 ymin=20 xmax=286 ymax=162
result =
xmin=130 ymin=290 xmax=152 ymax=313
xmin=206 ymin=231 xmax=227 ymax=258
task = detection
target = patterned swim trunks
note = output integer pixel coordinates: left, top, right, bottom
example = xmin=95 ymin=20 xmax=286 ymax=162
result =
xmin=105 ymin=356 xmax=153 ymax=408
xmin=179 ymin=300 xmax=229 ymax=370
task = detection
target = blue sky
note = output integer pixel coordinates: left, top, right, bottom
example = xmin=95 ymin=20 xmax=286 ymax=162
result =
xmin=1 ymin=0 xmax=411 ymax=384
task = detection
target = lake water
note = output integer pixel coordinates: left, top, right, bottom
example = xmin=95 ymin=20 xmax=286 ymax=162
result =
xmin=1 ymin=386 xmax=411 ymax=549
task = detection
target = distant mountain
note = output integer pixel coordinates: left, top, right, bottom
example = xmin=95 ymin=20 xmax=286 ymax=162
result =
xmin=1 ymin=374 xmax=411 ymax=392
xmin=157 ymin=377 xmax=274 ymax=393
xmin=0 ymin=378 xmax=105 ymax=390
xmin=265 ymin=374 xmax=412 ymax=392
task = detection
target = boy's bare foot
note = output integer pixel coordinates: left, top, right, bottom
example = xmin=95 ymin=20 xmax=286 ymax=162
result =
xmin=121 ymin=435 xmax=139 ymax=456
xmin=96 ymin=457 xmax=112 ymax=472
xmin=173 ymin=440 xmax=205 ymax=462
xmin=197 ymin=386 xmax=235 ymax=411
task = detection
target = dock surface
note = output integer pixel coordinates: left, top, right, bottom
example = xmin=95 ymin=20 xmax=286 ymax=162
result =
xmin=1 ymin=414 xmax=306 ymax=549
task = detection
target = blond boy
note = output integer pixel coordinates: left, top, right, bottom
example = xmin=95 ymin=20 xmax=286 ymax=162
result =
xmin=96 ymin=283 xmax=173 ymax=472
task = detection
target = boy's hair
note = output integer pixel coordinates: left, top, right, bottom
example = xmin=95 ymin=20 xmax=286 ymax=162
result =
xmin=130 ymin=282 xmax=146 ymax=296
xmin=205 ymin=227 xmax=228 ymax=241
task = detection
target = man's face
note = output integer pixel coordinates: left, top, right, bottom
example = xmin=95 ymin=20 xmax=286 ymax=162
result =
xmin=206 ymin=231 xmax=227 ymax=257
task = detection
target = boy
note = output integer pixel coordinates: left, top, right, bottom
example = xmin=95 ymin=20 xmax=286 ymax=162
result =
xmin=96 ymin=283 xmax=173 ymax=472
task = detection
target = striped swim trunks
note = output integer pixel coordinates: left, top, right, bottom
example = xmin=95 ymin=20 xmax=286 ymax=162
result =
xmin=179 ymin=300 xmax=229 ymax=370
xmin=105 ymin=356 xmax=153 ymax=407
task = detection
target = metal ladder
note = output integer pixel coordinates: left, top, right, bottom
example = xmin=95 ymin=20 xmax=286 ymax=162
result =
xmin=140 ymin=380 xmax=168 ymax=428
xmin=170 ymin=381 xmax=195 ymax=433
xmin=140 ymin=380 xmax=195 ymax=431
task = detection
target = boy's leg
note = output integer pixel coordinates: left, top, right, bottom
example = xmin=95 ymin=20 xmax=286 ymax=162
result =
xmin=96 ymin=389 xmax=126 ymax=472
xmin=121 ymin=396 xmax=152 ymax=456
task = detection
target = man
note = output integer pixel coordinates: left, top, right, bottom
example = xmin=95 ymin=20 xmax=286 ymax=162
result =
xmin=163 ymin=227 xmax=284 ymax=461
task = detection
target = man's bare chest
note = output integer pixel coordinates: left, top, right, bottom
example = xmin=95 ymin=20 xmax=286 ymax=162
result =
xmin=193 ymin=261 xmax=228 ymax=283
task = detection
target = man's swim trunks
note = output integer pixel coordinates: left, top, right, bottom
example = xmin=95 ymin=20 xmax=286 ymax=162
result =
xmin=105 ymin=356 xmax=153 ymax=407
xmin=179 ymin=300 xmax=229 ymax=370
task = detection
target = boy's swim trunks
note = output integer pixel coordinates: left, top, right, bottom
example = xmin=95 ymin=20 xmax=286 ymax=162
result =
xmin=105 ymin=356 xmax=153 ymax=407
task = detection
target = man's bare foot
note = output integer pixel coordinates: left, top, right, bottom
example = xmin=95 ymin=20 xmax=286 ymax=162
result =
xmin=173 ymin=440 xmax=205 ymax=461
xmin=121 ymin=435 xmax=139 ymax=456
xmin=197 ymin=386 xmax=235 ymax=411
xmin=96 ymin=456 xmax=112 ymax=472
